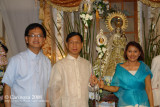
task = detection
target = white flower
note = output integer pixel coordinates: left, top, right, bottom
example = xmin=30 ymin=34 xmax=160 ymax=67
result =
xmin=80 ymin=13 xmax=92 ymax=27
xmin=80 ymin=14 xmax=85 ymax=19
xmin=98 ymin=52 xmax=103 ymax=59
xmin=152 ymin=24 xmax=155 ymax=28
xmin=86 ymin=14 xmax=90 ymax=20
xmin=96 ymin=46 xmax=101 ymax=53
xmin=89 ymin=92 xmax=100 ymax=100
xmin=89 ymin=15 xmax=93 ymax=20
xmin=107 ymin=5 xmax=109 ymax=10
xmin=89 ymin=92 xmax=95 ymax=100
xmin=153 ymin=45 xmax=156 ymax=51
xmin=99 ymin=10 xmax=104 ymax=14
xmin=85 ymin=23 xmax=88 ymax=27
xmin=102 ymin=47 xmax=107 ymax=53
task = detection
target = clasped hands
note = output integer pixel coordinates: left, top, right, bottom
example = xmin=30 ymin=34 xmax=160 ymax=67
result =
xmin=89 ymin=75 xmax=105 ymax=89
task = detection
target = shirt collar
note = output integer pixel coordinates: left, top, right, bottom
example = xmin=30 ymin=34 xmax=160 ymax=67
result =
xmin=27 ymin=49 xmax=42 ymax=60
xmin=66 ymin=54 xmax=81 ymax=61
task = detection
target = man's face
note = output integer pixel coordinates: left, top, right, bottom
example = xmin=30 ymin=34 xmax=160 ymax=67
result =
xmin=66 ymin=35 xmax=83 ymax=58
xmin=25 ymin=27 xmax=45 ymax=51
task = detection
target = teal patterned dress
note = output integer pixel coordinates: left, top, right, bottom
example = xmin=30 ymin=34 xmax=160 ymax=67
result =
xmin=111 ymin=61 xmax=152 ymax=107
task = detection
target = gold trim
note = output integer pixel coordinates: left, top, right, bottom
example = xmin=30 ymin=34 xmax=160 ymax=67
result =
xmin=79 ymin=0 xmax=92 ymax=13
xmin=47 ymin=1 xmax=79 ymax=12
xmin=140 ymin=0 xmax=160 ymax=7
xmin=105 ymin=11 xmax=128 ymax=32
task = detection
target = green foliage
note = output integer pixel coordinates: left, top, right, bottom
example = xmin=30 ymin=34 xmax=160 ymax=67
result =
xmin=142 ymin=12 xmax=160 ymax=68
xmin=49 ymin=12 xmax=96 ymax=62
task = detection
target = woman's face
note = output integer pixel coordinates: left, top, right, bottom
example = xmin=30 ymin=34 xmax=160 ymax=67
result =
xmin=0 ymin=47 xmax=6 ymax=56
xmin=126 ymin=45 xmax=141 ymax=62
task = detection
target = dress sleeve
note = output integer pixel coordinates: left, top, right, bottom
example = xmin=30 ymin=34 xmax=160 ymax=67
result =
xmin=48 ymin=63 xmax=63 ymax=107
xmin=110 ymin=65 xmax=122 ymax=87
xmin=144 ymin=63 xmax=153 ymax=79
xmin=2 ymin=57 xmax=16 ymax=87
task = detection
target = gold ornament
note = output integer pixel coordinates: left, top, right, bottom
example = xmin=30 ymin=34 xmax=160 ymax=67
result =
xmin=105 ymin=11 xmax=128 ymax=32
xmin=79 ymin=0 xmax=92 ymax=13
xmin=96 ymin=29 xmax=107 ymax=46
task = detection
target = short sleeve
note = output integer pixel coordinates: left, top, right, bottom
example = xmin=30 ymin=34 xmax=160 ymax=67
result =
xmin=110 ymin=65 xmax=122 ymax=87
xmin=142 ymin=62 xmax=153 ymax=79
xmin=2 ymin=57 xmax=17 ymax=87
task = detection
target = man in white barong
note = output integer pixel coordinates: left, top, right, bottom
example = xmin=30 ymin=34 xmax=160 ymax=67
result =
xmin=151 ymin=55 xmax=160 ymax=107
xmin=48 ymin=32 xmax=97 ymax=107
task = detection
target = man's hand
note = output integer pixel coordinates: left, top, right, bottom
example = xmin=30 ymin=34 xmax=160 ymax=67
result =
xmin=89 ymin=74 xmax=98 ymax=86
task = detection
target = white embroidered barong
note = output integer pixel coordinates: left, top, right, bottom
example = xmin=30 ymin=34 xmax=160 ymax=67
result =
xmin=151 ymin=55 xmax=160 ymax=106
xmin=48 ymin=55 xmax=92 ymax=107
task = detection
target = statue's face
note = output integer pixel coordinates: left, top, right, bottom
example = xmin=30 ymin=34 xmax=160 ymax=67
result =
xmin=116 ymin=27 xmax=121 ymax=33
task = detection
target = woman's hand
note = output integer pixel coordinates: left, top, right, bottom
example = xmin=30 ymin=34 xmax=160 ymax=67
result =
xmin=98 ymin=79 xmax=104 ymax=89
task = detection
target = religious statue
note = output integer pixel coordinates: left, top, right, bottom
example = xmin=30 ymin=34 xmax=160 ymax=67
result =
xmin=103 ymin=26 xmax=127 ymax=76
xmin=93 ymin=12 xmax=128 ymax=78
xmin=92 ymin=19 xmax=127 ymax=106
xmin=93 ymin=26 xmax=127 ymax=77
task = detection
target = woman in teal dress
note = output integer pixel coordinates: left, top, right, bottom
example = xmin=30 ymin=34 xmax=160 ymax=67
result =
xmin=98 ymin=41 xmax=154 ymax=107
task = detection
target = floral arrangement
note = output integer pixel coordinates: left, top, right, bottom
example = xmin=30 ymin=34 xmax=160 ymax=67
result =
xmin=96 ymin=46 xmax=107 ymax=59
xmin=92 ymin=0 xmax=116 ymax=19
xmin=80 ymin=12 xmax=93 ymax=28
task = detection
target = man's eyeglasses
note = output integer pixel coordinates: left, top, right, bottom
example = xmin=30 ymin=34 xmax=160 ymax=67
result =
xmin=28 ymin=34 xmax=44 ymax=38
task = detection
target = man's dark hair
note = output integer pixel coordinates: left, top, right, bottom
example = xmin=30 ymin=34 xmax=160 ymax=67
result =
xmin=66 ymin=32 xmax=83 ymax=42
xmin=24 ymin=23 xmax=46 ymax=38
xmin=0 ymin=42 xmax=8 ymax=53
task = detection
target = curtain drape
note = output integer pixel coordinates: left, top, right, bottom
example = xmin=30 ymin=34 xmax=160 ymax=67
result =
xmin=0 ymin=0 xmax=41 ymax=57
xmin=140 ymin=0 xmax=160 ymax=7
xmin=47 ymin=0 xmax=82 ymax=12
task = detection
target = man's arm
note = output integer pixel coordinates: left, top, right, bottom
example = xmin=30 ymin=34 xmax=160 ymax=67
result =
xmin=46 ymin=88 xmax=50 ymax=107
xmin=48 ymin=65 xmax=63 ymax=107
xmin=4 ymin=84 xmax=11 ymax=107
xmin=145 ymin=75 xmax=154 ymax=107
xmin=151 ymin=57 xmax=159 ymax=89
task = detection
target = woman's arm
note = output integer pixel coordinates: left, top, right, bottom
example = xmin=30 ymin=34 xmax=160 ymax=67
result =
xmin=145 ymin=75 xmax=154 ymax=107
xmin=99 ymin=79 xmax=119 ymax=92
xmin=3 ymin=84 xmax=11 ymax=107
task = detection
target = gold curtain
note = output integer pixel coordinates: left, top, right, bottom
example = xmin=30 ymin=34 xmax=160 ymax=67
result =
xmin=47 ymin=0 xmax=82 ymax=12
xmin=40 ymin=0 xmax=56 ymax=65
xmin=140 ymin=0 xmax=160 ymax=7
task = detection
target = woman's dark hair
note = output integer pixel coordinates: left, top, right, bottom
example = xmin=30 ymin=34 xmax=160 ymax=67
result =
xmin=124 ymin=41 xmax=144 ymax=61
xmin=24 ymin=23 xmax=46 ymax=38
xmin=66 ymin=32 xmax=83 ymax=42
xmin=0 ymin=42 xmax=8 ymax=53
